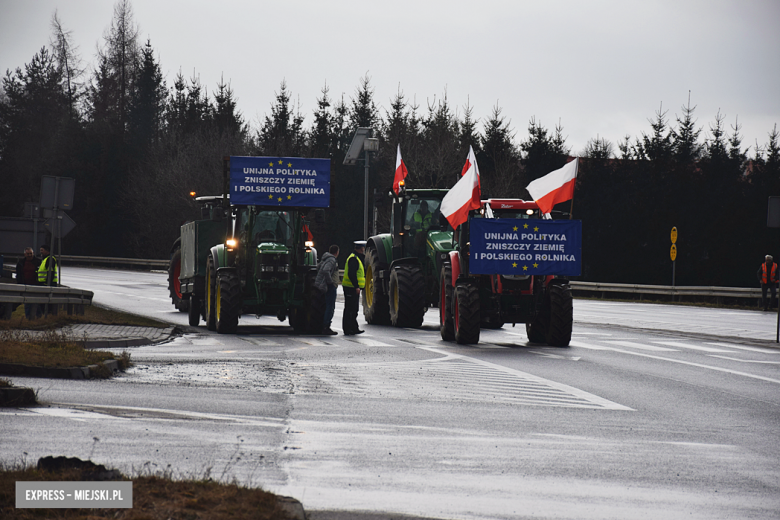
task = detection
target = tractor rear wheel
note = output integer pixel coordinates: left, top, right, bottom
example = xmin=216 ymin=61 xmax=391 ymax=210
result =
xmin=363 ymin=247 xmax=391 ymax=325
xmin=389 ymin=266 xmax=426 ymax=328
xmin=545 ymin=284 xmax=573 ymax=347
xmin=168 ymin=248 xmax=188 ymax=312
xmin=216 ymin=270 xmax=240 ymax=334
xmin=454 ymin=284 xmax=480 ymax=344
xmin=205 ymin=256 xmax=217 ymax=331
xmin=439 ymin=264 xmax=454 ymax=340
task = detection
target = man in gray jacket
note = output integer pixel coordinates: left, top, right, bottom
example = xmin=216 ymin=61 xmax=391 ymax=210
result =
xmin=315 ymin=245 xmax=340 ymax=334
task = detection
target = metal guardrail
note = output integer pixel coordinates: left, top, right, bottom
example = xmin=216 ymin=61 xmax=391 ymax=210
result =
xmin=0 ymin=284 xmax=94 ymax=319
xmin=570 ymin=281 xmax=763 ymax=305
xmin=60 ymin=255 xmax=169 ymax=269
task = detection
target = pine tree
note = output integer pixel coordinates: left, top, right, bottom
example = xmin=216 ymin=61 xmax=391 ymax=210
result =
xmin=49 ymin=11 xmax=84 ymax=117
xmin=0 ymin=47 xmax=70 ymax=215
xmin=705 ymin=110 xmax=728 ymax=164
xmin=257 ymin=80 xmax=304 ymax=156
xmin=212 ymin=76 xmax=245 ymax=138
xmin=127 ymin=40 xmax=166 ymax=153
xmin=481 ymin=104 xmax=521 ymax=197
xmin=636 ymin=103 xmax=673 ymax=162
xmin=348 ymin=74 xmax=379 ymax=130
xmin=520 ymin=117 xmax=568 ymax=181
xmin=671 ymin=94 xmax=702 ymax=164
xmin=309 ymin=83 xmax=334 ymax=158
xmin=418 ymin=91 xmax=460 ymax=189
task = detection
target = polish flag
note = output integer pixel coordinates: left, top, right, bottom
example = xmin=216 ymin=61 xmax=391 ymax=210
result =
xmin=393 ymin=145 xmax=409 ymax=195
xmin=441 ymin=146 xmax=481 ymax=230
xmin=526 ymin=158 xmax=578 ymax=215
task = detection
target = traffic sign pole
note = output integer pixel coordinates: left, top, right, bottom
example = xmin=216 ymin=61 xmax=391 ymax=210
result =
xmin=670 ymin=227 xmax=678 ymax=288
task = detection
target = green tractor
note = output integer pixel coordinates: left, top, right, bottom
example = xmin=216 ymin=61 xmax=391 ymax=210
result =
xmin=362 ymin=188 xmax=455 ymax=328
xmin=169 ymin=156 xmax=328 ymax=334
xmin=439 ymin=198 xmax=575 ymax=346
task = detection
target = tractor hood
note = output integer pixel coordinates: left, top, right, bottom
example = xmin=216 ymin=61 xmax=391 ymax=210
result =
xmin=426 ymin=230 xmax=455 ymax=253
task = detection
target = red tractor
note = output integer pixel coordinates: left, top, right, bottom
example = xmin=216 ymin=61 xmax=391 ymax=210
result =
xmin=439 ymin=198 xmax=574 ymax=346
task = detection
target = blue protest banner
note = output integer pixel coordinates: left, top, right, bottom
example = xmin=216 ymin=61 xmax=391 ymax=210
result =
xmin=470 ymin=219 xmax=582 ymax=276
xmin=230 ymin=156 xmax=330 ymax=207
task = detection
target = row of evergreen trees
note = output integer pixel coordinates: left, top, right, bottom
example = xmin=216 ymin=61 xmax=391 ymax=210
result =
xmin=1 ymin=1 xmax=778 ymax=286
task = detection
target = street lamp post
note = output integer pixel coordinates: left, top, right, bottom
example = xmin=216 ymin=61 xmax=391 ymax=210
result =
xmin=344 ymin=128 xmax=379 ymax=240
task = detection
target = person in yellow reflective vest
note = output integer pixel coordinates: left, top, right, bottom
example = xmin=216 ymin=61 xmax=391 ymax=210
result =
xmin=412 ymin=200 xmax=432 ymax=231
xmin=37 ymin=244 xmax=59 ymax=286
xmin=342 ymin=241 xmax=365 ymax=335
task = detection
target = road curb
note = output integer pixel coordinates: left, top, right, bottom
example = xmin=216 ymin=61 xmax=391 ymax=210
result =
xmin=0 ymin=359 xmax=120 ymax=380
xmin=0 ymin=386 xmax=36 ymax=406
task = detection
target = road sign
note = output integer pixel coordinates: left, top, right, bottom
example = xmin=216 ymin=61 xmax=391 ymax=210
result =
xmin=40 ymin=176 xmax=75 ymax=210
xmin=670 ymin=244 xmax=677 ymax=261
xmin=43 ymin=211 xmax=76 ymax=238
xmin=671 ymin=227 xmax=677 ymax=244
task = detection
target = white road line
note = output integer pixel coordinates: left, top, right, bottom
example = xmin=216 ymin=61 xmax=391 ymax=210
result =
xmin=600 ymin=349 xmax=780 ymax=384
xmin=651 ymin=341 xmax=732 ymax=353
xmin=344 ymin=337 xmax=394 ymax=347
xmin=707 ymin=356 xmax=780 ymax=364
xmin=569 ymin=340 xmax=612 ymax=350
xmin=605 ymin=340 xmax=677 ymax=352
xmin=705 ymin=342 xmax=780 ymax=354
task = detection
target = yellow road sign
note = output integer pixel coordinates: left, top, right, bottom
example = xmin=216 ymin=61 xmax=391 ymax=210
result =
xmin=670 ymin=244 xmax=677 ymax=261
xmin=671 ymin=227 xmax=678 ymax=244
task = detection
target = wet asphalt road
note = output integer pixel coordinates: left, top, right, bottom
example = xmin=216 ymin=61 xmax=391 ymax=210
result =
xmin=2 ymin=267 xmax=779 ymax=519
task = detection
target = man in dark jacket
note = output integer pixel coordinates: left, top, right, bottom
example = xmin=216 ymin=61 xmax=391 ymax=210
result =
xmin=15 ymin=247 xmax=41 ymax=319
xmin=315 ymin=245 xmax=340 ymax=335
xmin=758 ymin=254 xmax=778 ymax=311
xmin=342 ymin=241 xmax=366 ymax=335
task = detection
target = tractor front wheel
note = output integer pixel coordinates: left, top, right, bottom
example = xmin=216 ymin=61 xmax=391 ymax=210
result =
xmin=439 ymin=264 xmax=454 ymax=341
xmin=454 ymin=284 xmax=480 ymax=344
xmin=216 ymin=270 xmax=240 ymax=334
xmin=205 ymin=256 xmax=217 ymax=331
xmin=389 ymin=266 xmax=425 ymax=328
xmin=363 ymin=247 xmax=391 ymax=325
xmin=545 ymin=284 xmax=573 ymax=347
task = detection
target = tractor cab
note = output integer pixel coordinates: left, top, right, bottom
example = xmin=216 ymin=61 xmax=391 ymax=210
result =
xmin=391 ymin=189 xmax=450 ymax=259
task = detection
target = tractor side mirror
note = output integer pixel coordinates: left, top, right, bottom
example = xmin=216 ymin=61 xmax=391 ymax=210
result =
xmin=314 ymin=209 xmax=325 ymax=224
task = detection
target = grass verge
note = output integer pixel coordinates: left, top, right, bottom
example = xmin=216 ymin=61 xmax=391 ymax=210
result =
xmin=0 ymin=304 xmax=167 ymax=331
xmin=0 ymin=329 xmax=131 ymax=375
xmin=0 ymin=460 xmax=298 ymax=519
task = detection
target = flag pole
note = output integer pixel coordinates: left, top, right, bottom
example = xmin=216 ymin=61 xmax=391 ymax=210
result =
xmin=569 ymin=197 xmax=574 ymax=220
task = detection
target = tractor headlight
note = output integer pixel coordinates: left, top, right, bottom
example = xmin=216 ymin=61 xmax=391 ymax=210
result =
xmin=226 ymin=238 xmax=238 ymax=251
xmin=277 ymin=265 xmax=289 ymax=273
xmin=260 ymin=265 xmax=275 ymax=272
xmin=305 ymin=241 xmax=314 ymax=248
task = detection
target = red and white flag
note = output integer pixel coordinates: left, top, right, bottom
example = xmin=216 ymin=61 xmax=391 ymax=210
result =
xmin=526 ymin=158 xmax=578 ymax=215
xmin=441 ymin=146 xmax=481 ymax=230
xmin=393 ymin=145 xmax=409 ymax=195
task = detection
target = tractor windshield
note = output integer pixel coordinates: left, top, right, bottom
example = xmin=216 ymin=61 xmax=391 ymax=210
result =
xmin=252 ymin=210 xmax=293 ymax=247
xmin=406 ymin=197 xmax=444 ymax=231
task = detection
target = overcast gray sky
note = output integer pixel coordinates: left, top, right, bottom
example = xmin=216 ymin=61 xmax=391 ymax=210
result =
xmin=2 ymin=0 xmax=778 ymax=156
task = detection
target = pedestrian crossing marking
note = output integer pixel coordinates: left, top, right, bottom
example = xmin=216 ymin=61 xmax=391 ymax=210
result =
xmin=292 ymin=347 xmax=632 ymax=410
xmin=605 ymin=340 xmax=676 ymax=352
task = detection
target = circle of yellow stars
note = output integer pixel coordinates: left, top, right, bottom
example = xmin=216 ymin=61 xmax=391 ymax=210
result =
xmin=510 ymin=223 xmax=540 ymax=271
xmin=264 ymin=159 xmax=297 ymax=203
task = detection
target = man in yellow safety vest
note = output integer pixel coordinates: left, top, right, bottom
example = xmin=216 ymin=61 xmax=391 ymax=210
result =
xmin=342 ymin=241 xmax=365 ymax=335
